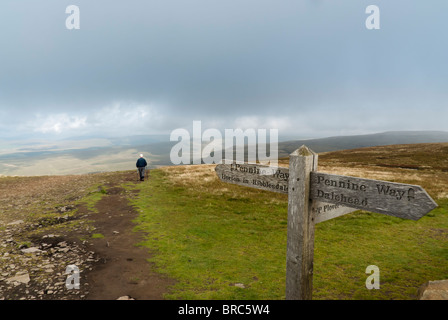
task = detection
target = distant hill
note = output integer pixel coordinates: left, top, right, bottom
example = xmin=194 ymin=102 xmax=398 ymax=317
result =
xmin=277 ymin=131 xmax=448 ymax=157
xmin=318 ymin=142 xmax=448 ymax=172
xmin=137 ymin=130 xmax=448 ymax=164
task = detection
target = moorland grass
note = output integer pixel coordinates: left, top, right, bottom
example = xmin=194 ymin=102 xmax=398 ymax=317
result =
xmin=126 ymin=167 xmax=448 ymax=300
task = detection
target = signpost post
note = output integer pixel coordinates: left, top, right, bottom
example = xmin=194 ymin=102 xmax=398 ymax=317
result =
xmin=284 ymin=146 xmax=316 ymax=300
xmin=214 ymin=145 xmax=438 ymax=300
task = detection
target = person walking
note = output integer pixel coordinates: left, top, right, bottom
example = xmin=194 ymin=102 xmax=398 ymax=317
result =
xmin=136 ymin=154 xmax=148 ymax=181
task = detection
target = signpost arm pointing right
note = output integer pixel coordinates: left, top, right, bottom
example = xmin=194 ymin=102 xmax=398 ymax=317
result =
xmin=286 ymin=146 xmax=317 ymax=300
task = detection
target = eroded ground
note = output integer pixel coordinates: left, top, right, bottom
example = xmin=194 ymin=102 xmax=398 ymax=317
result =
xmin=0 ymin=171 xmax=173 ymax=300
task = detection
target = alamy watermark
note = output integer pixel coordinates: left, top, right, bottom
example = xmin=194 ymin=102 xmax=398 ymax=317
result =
xmin=66 ymin=5 xmax=80 ymax=30
xmin=65 ymin=265 xmax=80 ymax=289
xmin=365 ymin=5 xmax=380 ymax=30
xmin=170 ymin=121 xmax=278 ymax=168
xmin=365 ymin=265 xmax=380 ymax=290
xmin=64 ymin=5 xmax=379 ymax=31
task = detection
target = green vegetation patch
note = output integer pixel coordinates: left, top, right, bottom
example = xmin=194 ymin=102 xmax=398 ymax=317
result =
xmin=78 ymin=185 xmax=108 ymax=213
xmin=128 ymin=168 xmax=448 ymax=300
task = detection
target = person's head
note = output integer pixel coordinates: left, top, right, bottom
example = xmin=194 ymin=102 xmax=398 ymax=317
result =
xmin=140 ymin=154 xmax=143 ymax=158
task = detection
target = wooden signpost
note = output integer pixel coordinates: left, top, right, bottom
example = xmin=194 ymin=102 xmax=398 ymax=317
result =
xmin=215 ymin=161 xmax=357 ymax=224
xmin=215 ymin=145 xmax=437 ymax=300
xmin=310 ymin=172 xmax=437 ymax=221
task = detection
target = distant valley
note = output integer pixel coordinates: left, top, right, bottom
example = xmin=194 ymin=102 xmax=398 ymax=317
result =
xmin=2 ymin=130 xmax=448 ymax=176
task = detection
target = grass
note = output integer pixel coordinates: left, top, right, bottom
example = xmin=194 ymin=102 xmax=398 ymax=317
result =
xmin=313 ymin=202 xmax=448 ymax=299
xmin=79 ymin=184 xmax=109 ymax=213
xmin=129 ymin=169 xmax=288 ymax=300
xmin=126 ymin=163 xmax=448 ymax=300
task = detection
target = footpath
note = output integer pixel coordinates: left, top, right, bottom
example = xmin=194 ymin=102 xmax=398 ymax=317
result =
xmin=0 ymin=171 xmax=172 ymax=300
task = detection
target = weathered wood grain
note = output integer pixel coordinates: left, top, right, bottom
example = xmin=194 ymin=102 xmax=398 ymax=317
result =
xmin=312 ymin=202 xmax=358 ymax=224
xmin=215 ymin=162 xmax=289 ymax=194
xmin=215 ymin=162 xmax=358 ymax=223
xmin=310 ymin=172 xmax=437 ymax=220
xmin=285 ymin=145 xmax=316 ymax=300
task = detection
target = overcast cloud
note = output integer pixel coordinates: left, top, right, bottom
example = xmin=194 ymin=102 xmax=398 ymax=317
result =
xmin=0 ymin=0 xmax=447 ymax=140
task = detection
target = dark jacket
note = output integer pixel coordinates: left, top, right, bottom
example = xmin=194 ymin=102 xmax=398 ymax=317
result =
xmin=136 ymin=158 xmax=147 ymax=168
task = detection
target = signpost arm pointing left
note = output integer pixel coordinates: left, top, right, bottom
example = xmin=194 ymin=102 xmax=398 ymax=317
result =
xmin=286 ymin=146 xmax=317 ymax=300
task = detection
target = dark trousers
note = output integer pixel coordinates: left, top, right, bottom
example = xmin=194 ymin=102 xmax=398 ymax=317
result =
xmin=138 ymin=167 xmax=146 ymax=180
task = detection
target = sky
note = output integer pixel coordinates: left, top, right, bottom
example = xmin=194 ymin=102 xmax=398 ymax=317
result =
xmin=0 ymin=0 xmax=447 ymax=141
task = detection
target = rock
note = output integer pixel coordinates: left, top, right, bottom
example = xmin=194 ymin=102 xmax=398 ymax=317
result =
xmin=7 ymin=220 xmax=24 ymax=226
xmin=117 ymin=295 xmax=135 ymax=300
xmin=234 ymin=283 xmax=246 ymax=289
xmin=57 ymin=205 xmax=74 ymax=213
xmin=6 ymin=272 xmax=30 ymax=285
xmin=418 ymin=280 xmax=448 ymax=300
xmin=21 ymin=247 xmax=42 ymax=254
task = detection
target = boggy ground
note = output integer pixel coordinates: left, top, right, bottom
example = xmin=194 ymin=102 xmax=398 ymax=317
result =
xmin=0 ymin=171 xmax=173 ymax=300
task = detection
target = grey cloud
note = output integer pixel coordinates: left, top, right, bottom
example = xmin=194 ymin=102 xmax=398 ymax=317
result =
xmin=0 ymin=0 xmax=448 ymax=139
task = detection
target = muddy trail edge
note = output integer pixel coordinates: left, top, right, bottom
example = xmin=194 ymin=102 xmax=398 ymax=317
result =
xmin=81 ymin=171 xmax=174 ymax=300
